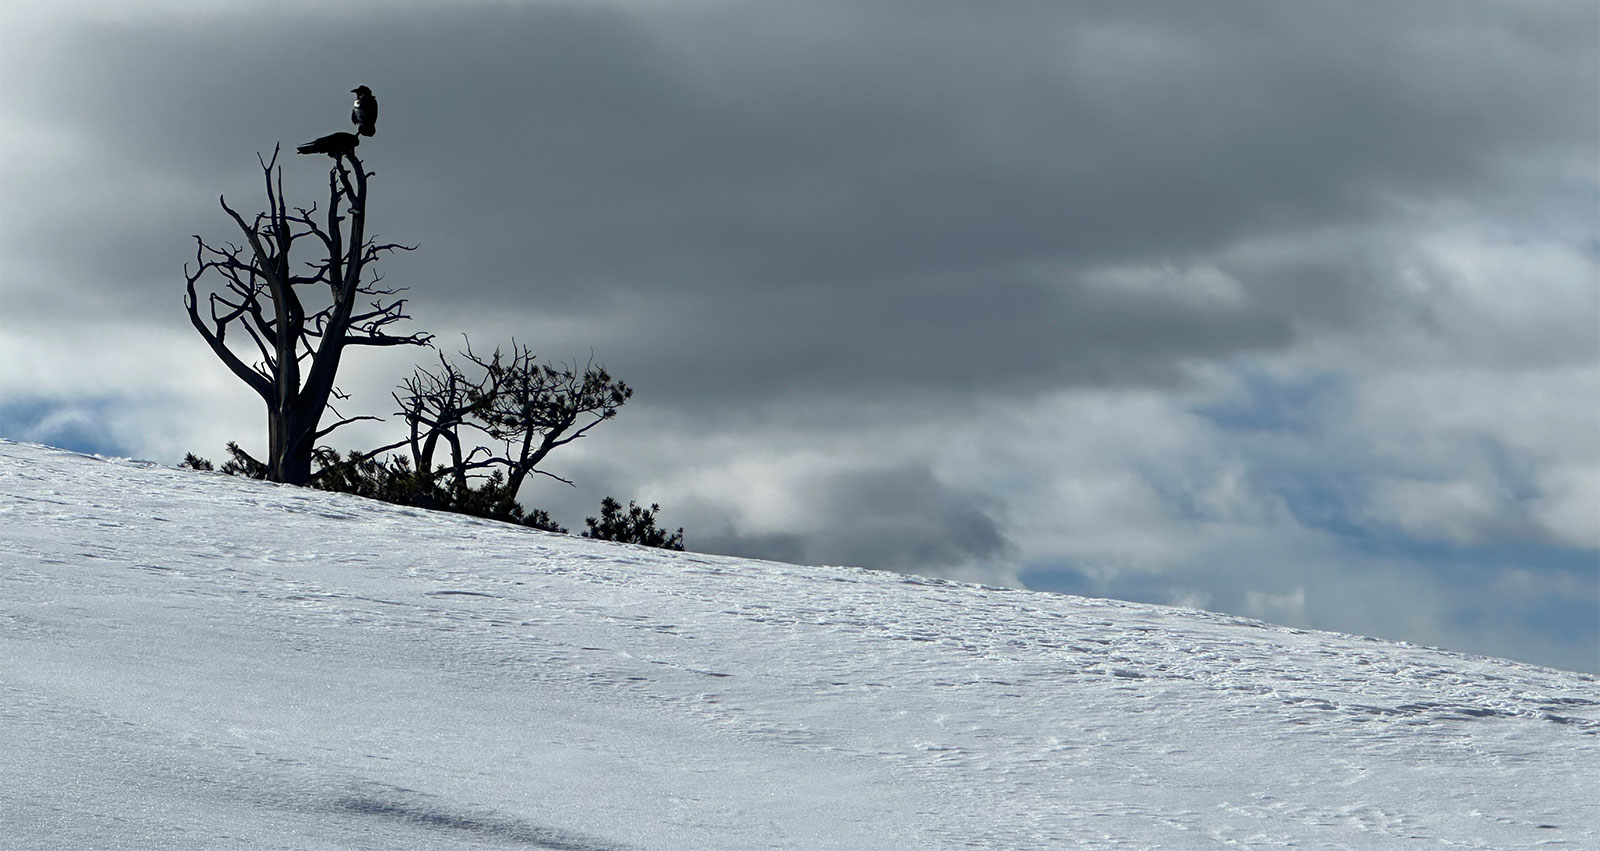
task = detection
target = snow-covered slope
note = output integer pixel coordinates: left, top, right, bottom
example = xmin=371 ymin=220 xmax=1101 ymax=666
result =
xmin=1 ymin=440 xmax=1595 ymax=850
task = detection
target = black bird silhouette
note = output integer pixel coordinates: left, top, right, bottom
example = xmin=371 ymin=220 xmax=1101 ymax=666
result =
xmin=296 ymin=131 xmax=361 ymax=158
xmin=351 ymin=85 xmax=378 ymax=137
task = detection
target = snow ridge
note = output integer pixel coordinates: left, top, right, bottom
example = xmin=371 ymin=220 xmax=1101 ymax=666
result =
xmin=2 ymin=440 xmax=1596 ymax=849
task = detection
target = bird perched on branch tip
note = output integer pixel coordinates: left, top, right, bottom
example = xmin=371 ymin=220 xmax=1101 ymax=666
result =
xmin=352 ymin=85 xmax=378 ymax=137
xmin=296 ymin=131 xmax=361 ymax=158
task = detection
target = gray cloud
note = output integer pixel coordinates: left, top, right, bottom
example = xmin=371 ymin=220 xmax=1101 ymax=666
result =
xmin=6 ymin=1 xmax=1593 ymax=403
xmin=692 ymin=464 xmax=1015 ymax=580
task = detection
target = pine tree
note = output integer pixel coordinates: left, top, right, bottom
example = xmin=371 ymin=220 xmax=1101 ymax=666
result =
xmin=583 ymin=497 xmax=684 ymax=550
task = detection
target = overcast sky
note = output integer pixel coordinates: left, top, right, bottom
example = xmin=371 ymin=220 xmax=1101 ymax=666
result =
xmin=2 ymin=0 xmax=1596 ymax=672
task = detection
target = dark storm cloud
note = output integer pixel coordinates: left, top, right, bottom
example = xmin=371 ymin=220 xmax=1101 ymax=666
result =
xmin=693 ymin=464 xmax=1012 ymax=576
xmin=5 ymin=0 xmax=1592 ymax=408
xmin=592 ymin=266 xmax=1293 ymax=405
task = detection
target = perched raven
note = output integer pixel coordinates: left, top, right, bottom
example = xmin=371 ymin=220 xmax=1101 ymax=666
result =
xmin=351 ymin=85 xmax=378 ymax=137
xmin=296 ymin=131 xmax=361 ymax=158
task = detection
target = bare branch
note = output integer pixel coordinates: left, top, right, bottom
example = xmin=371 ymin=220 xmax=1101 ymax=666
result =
xmin=530 ymin=468 xmax=577 ymax=487
xmin=313 ymin=414 xmax=383 ymax=441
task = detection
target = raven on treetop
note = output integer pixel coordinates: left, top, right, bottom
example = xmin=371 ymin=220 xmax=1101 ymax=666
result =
xmin=351 ymin=85 xmax=378 ymax=137
xmin=296 ymin=131 xmax=361 ymax=158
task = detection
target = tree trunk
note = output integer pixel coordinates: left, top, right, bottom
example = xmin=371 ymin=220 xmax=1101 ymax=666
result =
xmin=268 ymin=401 xmax=319 ymax=484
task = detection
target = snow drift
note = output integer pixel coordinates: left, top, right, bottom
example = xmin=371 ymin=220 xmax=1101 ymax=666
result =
xmin=2 ymin=439 xmax=1595 ymax=849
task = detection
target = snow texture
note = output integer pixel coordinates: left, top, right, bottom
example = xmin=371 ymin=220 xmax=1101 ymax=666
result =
xmin=2 ymin=439 xmax=1596 ymax=849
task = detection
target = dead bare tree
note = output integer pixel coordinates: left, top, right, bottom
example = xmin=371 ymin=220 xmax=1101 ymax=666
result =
xmin=468 ymin=343 xmax=633 ymax=495
xmin=391 ymin=341 xmax=631 ymax=499
xmin=392 ymin=346 xmax=499 ymax=500
xmin=184 ymin=146 xmax=431 ymax=484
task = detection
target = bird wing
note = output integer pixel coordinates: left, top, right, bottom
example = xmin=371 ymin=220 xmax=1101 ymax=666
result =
xmin=297 ymin=132 xmax=360 ymax=155
xmin=353 ymin=95 xmax=378 ymax=136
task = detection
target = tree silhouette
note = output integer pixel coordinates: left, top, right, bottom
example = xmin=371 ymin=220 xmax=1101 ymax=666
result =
xmin=469 ymin=343 xmax=632 ymax=494
xmin=184 ymin=146 xmax=430 ymax=483
xmin=392 ymin=341 xmax=631 ymax=499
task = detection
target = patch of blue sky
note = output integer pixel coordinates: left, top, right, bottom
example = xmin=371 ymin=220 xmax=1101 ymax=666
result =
xmin=0 ymin=397 xmax=131 ymax=458
xmin=1193 ymin=368 xmax=1347 ymax=438
xmin=1449 ymin=578 xmax=1598 ymax=639
xmin=1019 ymin=552 xmax=1599 ymax=673
xmin=1179 ymin=369 xmax=1374 ymax=532
xmin=1361 ymin=534 xmax=1598 ymax=576
xmin=1186 ymin=368 xmax=1571 ymax=558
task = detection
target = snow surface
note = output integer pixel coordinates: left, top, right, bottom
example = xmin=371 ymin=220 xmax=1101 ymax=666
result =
xmin=2 ymin=439 xmax=1596 ymax=850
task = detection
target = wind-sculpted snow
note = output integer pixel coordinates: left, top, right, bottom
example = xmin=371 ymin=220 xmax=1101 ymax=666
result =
xmin=1 ymin=440 xmax=1596 ymax=849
